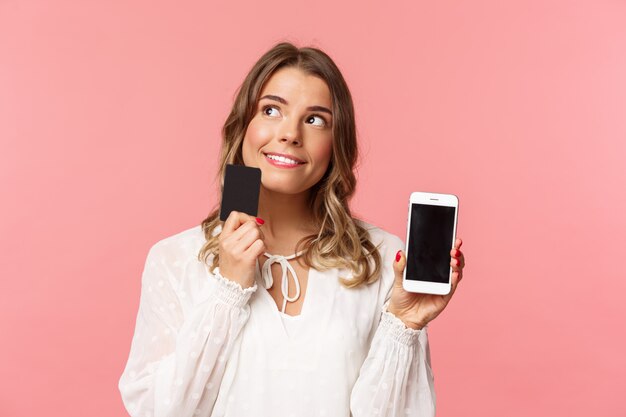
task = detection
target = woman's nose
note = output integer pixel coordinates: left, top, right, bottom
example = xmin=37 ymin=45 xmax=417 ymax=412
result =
xmin=278 ymin=119 xmax=301 ymax=145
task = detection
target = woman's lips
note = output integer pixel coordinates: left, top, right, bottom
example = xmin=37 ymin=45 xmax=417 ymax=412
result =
xmin=264 ymin=154 xmax=306 ymax=169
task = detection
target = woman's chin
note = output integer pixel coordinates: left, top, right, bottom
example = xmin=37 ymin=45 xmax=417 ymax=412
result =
xmin=260 ymin=182 xmax=310 ymax=196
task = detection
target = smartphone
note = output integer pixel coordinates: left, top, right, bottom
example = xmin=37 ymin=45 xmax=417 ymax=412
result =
xmin=402 ymin=192 xmax=459 ymax=295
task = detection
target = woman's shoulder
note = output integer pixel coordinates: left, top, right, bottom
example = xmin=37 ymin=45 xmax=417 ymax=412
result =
xmin=353 ymin=219 xmax=404 ymax=301
xmin=147 ymin=224 xmax=208 ymax=264
xmin=354 ymin=218 xmax=405 ymax=253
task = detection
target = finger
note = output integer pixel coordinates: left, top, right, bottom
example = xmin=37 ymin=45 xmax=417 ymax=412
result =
xmin=222 ymin=211 xmax=263 ymax=236
xmin=226 ymin=219 xmax=257 ymax=243
xmin=450 ymin=248 xmax=463 ymax=260
xmin=451 ymin=263 xmax=463 ymax=284
xmin=450 ymin=261 xmax=463 ymax=281
xmin=452 ymin=270 xmax=460 ymax=288
xmin=244 ymin=238 xmax=266 ymax=259
xmin=449 ymin=248 xmax=465 ymax=269
xmin=451 ymin=262 xmax=463 ymax=279
xmin=222 ymin=211 xmax=245 ymax=236
xmin=450 ymin=248 xmax=463 ymax=257
xmin=232 ymin=224 xmax=265 ymax=255
xmin=450 ymin=259 xmax=463 ymax=276
xmin=233 ymin=217 xmax=265 ymax=242
xmin=453 ymin=238 xmax=463 ymax=250
xmin=450 ymin=256 xmax=463 ymax=269
xmin=455 ymin=251 xmax=465 ymax=269
xmin=392 ymin=249 xmax=406 ymax=286
xmin=450 ymin=259 xmax=458 ymax=270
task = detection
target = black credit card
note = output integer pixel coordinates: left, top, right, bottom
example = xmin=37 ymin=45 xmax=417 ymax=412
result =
xmin=219 ymin=164 xmax=262 ymax=221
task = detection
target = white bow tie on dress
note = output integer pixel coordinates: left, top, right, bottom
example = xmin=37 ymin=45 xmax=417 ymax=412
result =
xmin=256 ymin=250 xmax=306 ymax=314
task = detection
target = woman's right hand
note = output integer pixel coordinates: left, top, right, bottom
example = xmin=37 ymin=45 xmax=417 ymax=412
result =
xmin=218 ymin=211 xmax=266 ymax=289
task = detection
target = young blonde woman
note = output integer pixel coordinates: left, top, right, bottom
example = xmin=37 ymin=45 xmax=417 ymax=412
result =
xmin=119 ymin=42 xmax=466 ymax=417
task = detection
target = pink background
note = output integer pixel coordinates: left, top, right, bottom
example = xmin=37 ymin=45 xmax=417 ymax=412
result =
xmin=1 ymin=0 xmax=625 ymax=416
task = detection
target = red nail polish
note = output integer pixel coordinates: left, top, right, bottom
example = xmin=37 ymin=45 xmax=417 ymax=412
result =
xmin=395 ymin=250 xmax=401 ymax=262
xmin=255 ymin=217 xmax=265 ymax=225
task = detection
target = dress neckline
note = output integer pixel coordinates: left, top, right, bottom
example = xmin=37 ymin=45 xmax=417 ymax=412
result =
xmin=279 ymin=311 xmax=301 ymax=320
xmin=256 ymin=249 xmax=306 ymax=315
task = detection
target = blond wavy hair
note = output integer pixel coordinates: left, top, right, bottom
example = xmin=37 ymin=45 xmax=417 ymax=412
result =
xmin=197 ymin=42 xmax=382 ymax=288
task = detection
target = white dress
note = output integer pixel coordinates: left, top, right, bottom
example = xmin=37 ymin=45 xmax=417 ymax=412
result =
xmin=118 ymin=221 xmax=436 ymax=417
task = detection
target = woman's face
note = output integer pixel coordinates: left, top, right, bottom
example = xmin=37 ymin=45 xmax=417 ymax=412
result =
xmin=241 ymin=66 xmax=334 ymax=196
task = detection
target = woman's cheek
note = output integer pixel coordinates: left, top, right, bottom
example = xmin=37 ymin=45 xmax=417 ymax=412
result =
xmin=242 ymin=120 xmax=273 ymax=167
xmin=247 ymin=120 xmax=274 ymax=144
xmin=315 ymin=137 xmax=333 ymax=163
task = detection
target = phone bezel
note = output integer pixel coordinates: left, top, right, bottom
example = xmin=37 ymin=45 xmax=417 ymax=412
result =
xmin=402 ymin=191 xmax=459 ymax=295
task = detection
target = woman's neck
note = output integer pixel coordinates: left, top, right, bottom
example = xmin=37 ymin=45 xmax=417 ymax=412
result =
xmin=256 ymin=187 xmax=318 ymax=253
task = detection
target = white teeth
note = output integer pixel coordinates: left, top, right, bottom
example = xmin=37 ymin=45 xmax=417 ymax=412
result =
xmin=266 ymin=154 xmax=301 ymax=164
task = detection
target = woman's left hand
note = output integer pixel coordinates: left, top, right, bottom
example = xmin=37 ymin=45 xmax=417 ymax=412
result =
xmin=387 ymin=238 xmax=465 ymax=330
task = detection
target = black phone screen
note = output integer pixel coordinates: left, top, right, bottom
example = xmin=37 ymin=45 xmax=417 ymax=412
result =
xmin=406 ymin=203 xmax=457 ymax=283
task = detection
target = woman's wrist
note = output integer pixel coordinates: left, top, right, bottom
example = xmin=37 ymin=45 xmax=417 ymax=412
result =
xmin=387 ymin=305 xmax=426 ymax=330
xmin=380 ymin=307 xmax=423 ymax=346
xmin=212 ymin=267 xmax=257 ymax=308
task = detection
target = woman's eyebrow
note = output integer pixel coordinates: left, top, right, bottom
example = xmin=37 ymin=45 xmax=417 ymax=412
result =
xmin=259 ymin=95 xmax=332 ymax=116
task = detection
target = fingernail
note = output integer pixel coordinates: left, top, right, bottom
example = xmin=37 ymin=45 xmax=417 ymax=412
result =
xmin=255 ymin=217 xmax=265 ymax=225
xmin=395 ymin=250 xmax=401 ymax=262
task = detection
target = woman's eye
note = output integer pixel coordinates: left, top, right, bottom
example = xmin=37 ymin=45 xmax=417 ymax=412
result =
xmin=263 ymin=106 xmax=280 ymax=117
xmin=306 ymin=115 xmax=326 ymax=127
